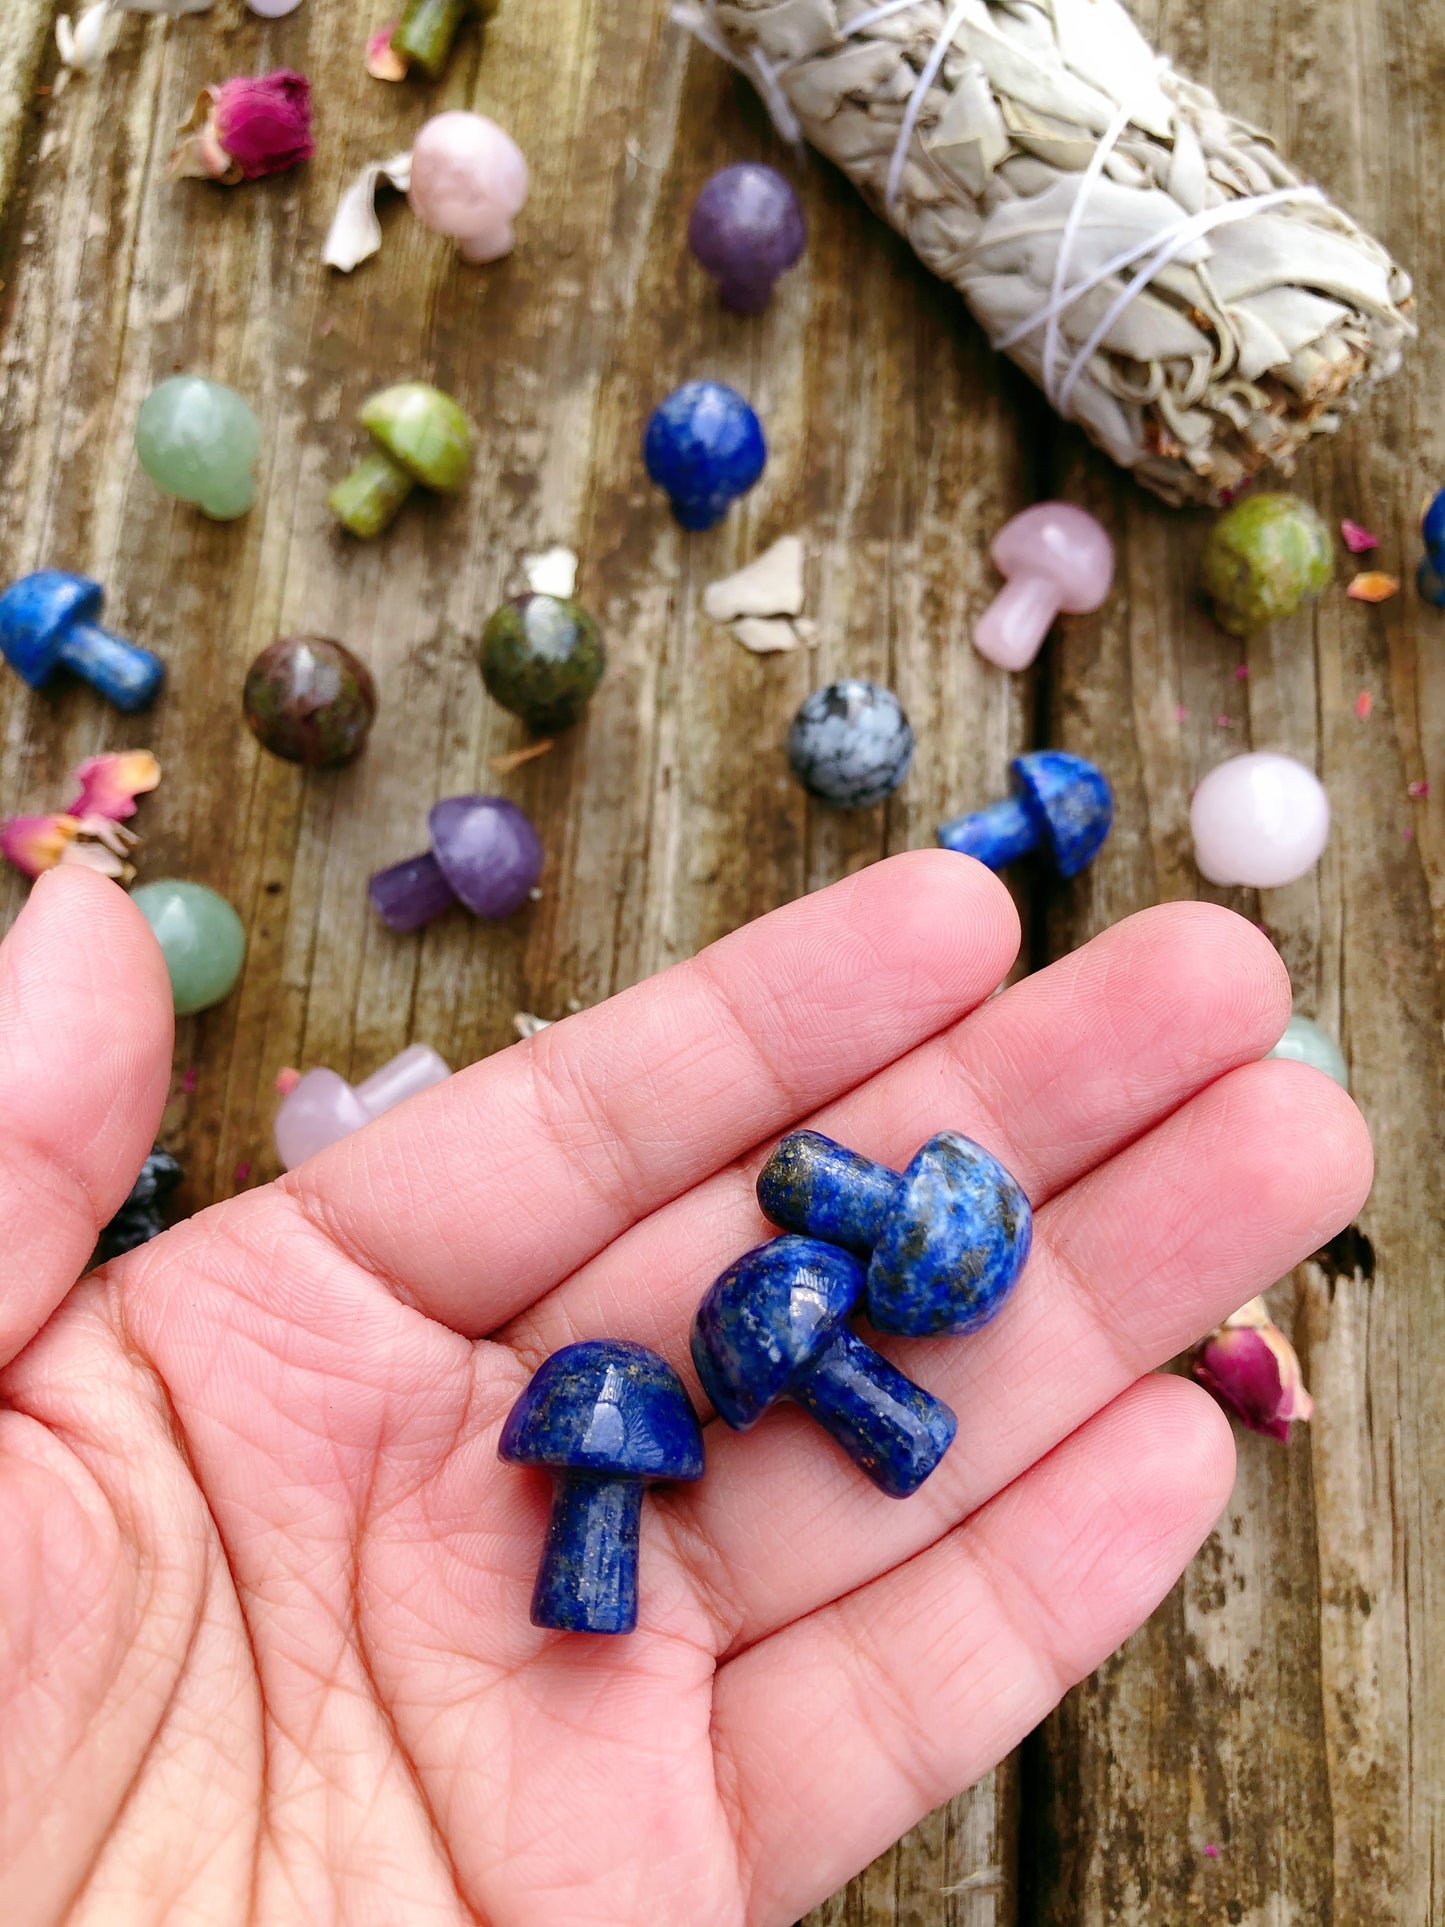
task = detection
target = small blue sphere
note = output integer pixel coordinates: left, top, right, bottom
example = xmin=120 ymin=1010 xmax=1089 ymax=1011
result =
xmin=644 ymin=380 xmax=766 ymax=531
xmin=788 ymin=680 xmax=915 ymax=809
xmin=1423 ymin=487 xmax=1445 ymax=567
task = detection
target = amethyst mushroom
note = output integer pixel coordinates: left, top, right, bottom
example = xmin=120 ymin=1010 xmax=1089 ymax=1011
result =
xmin=688 ymin=164 xmax=806 ymax=312
xmin=369 ymin=794 xmax=543 ymax=931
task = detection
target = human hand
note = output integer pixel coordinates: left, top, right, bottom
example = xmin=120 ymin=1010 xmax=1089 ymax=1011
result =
xmin=0 ymin=857 xmax=1369 ymax=1925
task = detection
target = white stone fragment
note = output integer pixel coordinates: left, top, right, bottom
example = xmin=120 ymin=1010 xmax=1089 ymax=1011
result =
xmin=523 ymin=546 xmax=580 ymax=599
xmin=703 ymin=535 xmax=805 ymax=623
xmin=732 ymin=617 xmax=801 ymax=654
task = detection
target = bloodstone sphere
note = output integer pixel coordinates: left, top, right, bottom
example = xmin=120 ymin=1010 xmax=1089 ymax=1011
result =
xmin=243 ymin=635 xmax=377 ymax=768
xmin=688 ymin=163 xmax=806 ymax=312
xmin=787 ymin=680 xmax=915 ymax=808
xmin=480 ymin=594 xmax=605 ymax=734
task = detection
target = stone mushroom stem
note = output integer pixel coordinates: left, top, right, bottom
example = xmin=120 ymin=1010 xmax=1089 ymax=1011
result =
xmin=936 ymin=795 xmax=1039 ymax=866
xmin=757 ymin=1131 xmax=898 ymax=1255
xmin=533 ymin=1474 xmax=646 ymax=1634
xmin=329 ymin=449 xmax=417 ymax=540
xmin=791 ymin=1327 xmax=957 ymax=1501
xmin=974 ymin=571 xmax=1063 ymax=669
xmin=391 ymin=0 xmax=470 ymax=79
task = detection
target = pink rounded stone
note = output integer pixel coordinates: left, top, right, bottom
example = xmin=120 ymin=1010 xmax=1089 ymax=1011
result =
xmin=1190 ymin=752 xmax=1330 ymax=888
xmin=408 ymin=111 xmax=529 ymax=265
xmin=274 ymin=1044 xmax=451 ymax=1171
xmin=974 ymin=502 xmax=1114 ymax=672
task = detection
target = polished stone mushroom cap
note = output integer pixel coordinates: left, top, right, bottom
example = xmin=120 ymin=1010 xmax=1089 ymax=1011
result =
xmin=499 ymin=1339 xmax=704 ymax=1482
xmin=0 ymin=570 xmax=102 ymax=679
xmin=1011 ymin=750 xmax=1114 ymax=879
xmin=359 ymin=382 xmax=473 ymax=492
xmin=868 ymin=1131 xmax=1033 ymax=1337
xmin=691 ymin=1235 xmax=865 ymax=1430
xmin=428 ymin=795 xmax=544 ymax=918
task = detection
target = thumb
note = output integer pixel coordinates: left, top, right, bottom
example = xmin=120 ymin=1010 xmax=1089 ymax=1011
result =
xmin=0 ymin=868 xmax=174 ymax=1365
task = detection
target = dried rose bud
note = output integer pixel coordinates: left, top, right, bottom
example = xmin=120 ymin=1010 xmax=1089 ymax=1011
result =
xmin=172 ymin=71 xmax=315 ymax=185
xmin=1193 ymin=1296 xmax=1314 ymax=1442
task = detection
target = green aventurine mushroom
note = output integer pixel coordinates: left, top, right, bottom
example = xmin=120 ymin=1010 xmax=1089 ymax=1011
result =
xmin=1201 ymin=493 xmax=1334 ymax=636
xmin=329 ymin=383 xmax=473 ymax=540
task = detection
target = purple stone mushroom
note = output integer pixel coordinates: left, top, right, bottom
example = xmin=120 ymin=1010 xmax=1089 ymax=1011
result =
xmin=687 ymin=164 xmax=806 ymax=313
xmin=369 ymin=794 xmax=543 ymax=931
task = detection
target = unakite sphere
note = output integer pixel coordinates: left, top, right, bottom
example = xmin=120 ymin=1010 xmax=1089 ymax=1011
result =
xmin=480 ymin=594 xmax=606 ymax=733
xmin=131 ymin=880 xmax=247 ymax=1016
xmin=135 ymin=376 xmax=262 ymax=521
xmin=243 ymin=635 xmax=377 ymax=767
xmin=1200 ymin=494 xmax=1333 ymax=636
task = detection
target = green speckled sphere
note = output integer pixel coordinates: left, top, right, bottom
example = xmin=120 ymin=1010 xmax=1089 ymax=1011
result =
xmin=243 ymin=635 xmax=377 ymax=768
xmin=480 ymin=593 xmax=606 ymax=734
xmin=131 ymin=880 xmax=247 ymax=1017
xmin=135 ymin=376 xmax=262 ymax=521
xmin=1269 ymin=1013 xmax=1349 ymax=1089
xmin=1201 ymin=493 xmax=1333 ymax=636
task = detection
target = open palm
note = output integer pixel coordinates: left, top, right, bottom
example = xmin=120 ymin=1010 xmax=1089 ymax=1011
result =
xmin=0 ymin=857 xmax=1368 ymax=1926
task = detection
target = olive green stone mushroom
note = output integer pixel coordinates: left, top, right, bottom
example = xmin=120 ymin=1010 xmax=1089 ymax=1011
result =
xmin=329 ymin=383 xmax=473 ymax=540
xmin=1201 ymin=493 xmax=1334 ymax=636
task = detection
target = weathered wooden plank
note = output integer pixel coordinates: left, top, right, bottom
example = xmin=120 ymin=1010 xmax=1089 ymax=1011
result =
xmin=1028 ymin=0 xmax=1445 ymax=1918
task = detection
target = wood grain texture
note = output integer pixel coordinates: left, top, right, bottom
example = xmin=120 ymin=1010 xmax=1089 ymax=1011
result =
xmin=0 ymin=2 xmax=1438 ymax=1923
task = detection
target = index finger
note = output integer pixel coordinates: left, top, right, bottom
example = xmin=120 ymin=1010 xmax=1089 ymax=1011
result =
xmin=283 ymin=852 xmax=1021 ymax=1334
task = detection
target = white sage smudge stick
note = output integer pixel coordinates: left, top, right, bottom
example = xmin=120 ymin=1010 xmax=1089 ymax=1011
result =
xmin=677 ymin=0 xmax=1414 ymax=506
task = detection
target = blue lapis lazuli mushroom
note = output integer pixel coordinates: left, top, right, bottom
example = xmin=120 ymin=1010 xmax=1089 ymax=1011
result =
xmin=0 ymin=571 xmax=165 ymax=712
xmin=498 ymin=1339 xmax=703 ymax=1635
xmin=691 ymin=1235 xmax=957 ymax=1498
xmin=644 ymin=380 xmax=766 ymax=531
xmin=937 ymin=750 xmax=1112 ymax=878
xmin=757 ymin=1129 xmax=1032 ymax=1338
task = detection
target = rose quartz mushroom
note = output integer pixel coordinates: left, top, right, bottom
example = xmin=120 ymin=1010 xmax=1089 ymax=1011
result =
xmin=408 ymin=111 xmax=529 ymax=265
xmin=973 ymin=502 xmax=1115 ymax=672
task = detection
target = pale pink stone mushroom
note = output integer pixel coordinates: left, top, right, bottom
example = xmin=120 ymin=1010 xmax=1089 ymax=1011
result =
xmin=1190 ymin=751 xmax=1330 ymax=888
xmin=973 ymin=501 xmax=1115 ymax=672
xmin=408 ymin=111 xmax=529 ymax=265
xmin=274 ymin=1044 xmax=451 ymax=1171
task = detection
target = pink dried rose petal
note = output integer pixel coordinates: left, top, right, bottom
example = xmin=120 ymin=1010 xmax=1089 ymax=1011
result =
xmin=69 ymin=749 xmax=161 ymax=821
xmin=173 ymin=71 xmax=315 ymax=184
xmin=1193 ymin=1297 xmax=1314 ymax=1443
xmin=1355 ymin=690 xmax=1374 ymax=720
xmin=1341 ymin=519 xmax=1379 ymax=554
xmin=275 ymin=1066 xmax=303 ymax=1096
xmin=367 ymin=24 xmax=407 ymax=80
xmin=1 ymin=812 xmax=80 ymax=878
xmin=1409 ymin=779 xmax=1430 ymax=799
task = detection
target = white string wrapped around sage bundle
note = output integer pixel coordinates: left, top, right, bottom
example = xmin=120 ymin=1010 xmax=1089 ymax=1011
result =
xmin=675 ymin=0 xmax=1414 ymax=507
